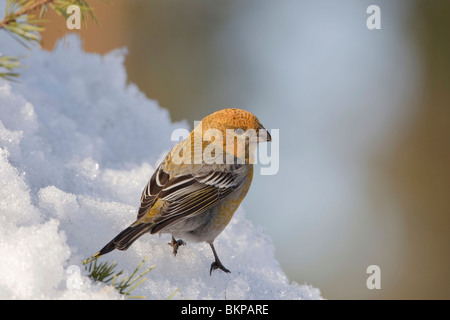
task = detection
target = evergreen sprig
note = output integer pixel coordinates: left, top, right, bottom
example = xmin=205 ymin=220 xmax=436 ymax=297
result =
xmin=0 ymin=0 xmax=104 ymax=80
xmin=0 ymin=55 xmax=21 ymax=81
xmin=85 ymin=256 xmax=156 ymax=299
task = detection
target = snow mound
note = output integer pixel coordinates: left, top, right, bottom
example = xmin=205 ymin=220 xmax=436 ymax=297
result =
xmin=0 ymin=34 xmax=321 ymax=300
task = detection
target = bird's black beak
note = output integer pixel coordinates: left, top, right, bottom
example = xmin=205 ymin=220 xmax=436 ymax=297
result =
xmin=259 ymin=128 xmax=272 ymax=142
xmin=266 ymin=129 xmax=272 ymax=142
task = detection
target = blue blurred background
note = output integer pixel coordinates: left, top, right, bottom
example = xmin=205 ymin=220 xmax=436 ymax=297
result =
xmin=41 ymin=0 xmax=450 ymax=299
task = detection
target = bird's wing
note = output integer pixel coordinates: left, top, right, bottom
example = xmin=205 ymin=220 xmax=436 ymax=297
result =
xmin=136 ymin=163 xmax=169 ymax=220
xmin=136 ymin=163 xmax=247 ymax=232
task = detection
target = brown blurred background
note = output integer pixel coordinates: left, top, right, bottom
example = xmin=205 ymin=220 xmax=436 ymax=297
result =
xmin=40 ymin=0 xmax=449 ymax=299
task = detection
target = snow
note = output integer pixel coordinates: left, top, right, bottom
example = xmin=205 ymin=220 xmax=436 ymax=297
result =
xmin=0 ymin=32 xmax=321 ymax=299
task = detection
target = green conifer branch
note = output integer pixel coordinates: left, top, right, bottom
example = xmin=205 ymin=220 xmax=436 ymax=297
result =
xmin=0 ymin=0 xmax=104 ymax=80
xmin=0 ymin=55 xmax=21 ymax=81
xmin=84 ymin=256 xmax=156 ymax=299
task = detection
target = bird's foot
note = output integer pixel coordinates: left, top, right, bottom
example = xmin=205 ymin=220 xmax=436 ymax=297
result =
xmin=168 ymin=237 xmax=186 ymax=256
xmin=210 ymin=261 xmax=231 ymax=275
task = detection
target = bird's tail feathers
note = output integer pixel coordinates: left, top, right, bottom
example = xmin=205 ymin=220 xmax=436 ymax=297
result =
xmin=83 ymin=223 xmax=152 ymax=264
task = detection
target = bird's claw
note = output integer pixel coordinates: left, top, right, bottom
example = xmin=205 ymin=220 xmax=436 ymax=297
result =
xmin=168 ymin=238 xmax=186 ymax=256
xmin=210 ymin=261 xmax=231 ymax=275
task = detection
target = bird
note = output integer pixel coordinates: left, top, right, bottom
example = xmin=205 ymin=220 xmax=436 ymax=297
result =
xmin=84 ymin=108 xmax=272 ymax=275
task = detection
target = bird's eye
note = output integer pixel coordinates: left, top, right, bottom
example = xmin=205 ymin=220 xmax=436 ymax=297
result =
xmin=235 ymin=128 xmax=245 ymax=135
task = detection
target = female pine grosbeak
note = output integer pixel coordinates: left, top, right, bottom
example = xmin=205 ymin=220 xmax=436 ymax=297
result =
xmin=86 ymin=108 xmax=271 ymax=274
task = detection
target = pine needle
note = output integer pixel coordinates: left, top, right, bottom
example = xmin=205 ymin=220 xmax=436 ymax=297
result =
xmin=84 ymin=256 xmax=155 ymax=299
xmin=166 ymin=288 xmax=181 ymax=300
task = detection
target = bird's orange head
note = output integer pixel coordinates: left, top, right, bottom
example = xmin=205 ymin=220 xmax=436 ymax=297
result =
xmin=189 ymin=108 xmax=271 ymax=163
xmin=200 ymin=108 xmax=271 ymax=143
